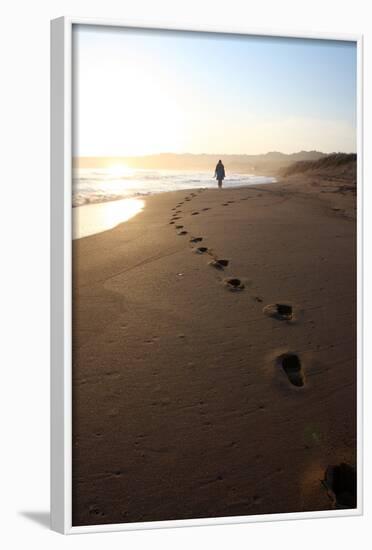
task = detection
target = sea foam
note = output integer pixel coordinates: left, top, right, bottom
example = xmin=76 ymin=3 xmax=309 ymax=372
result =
xmin=73 ymin=168 xmax=276 ymax=207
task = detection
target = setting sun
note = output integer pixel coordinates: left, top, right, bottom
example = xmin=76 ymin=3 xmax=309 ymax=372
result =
xmin=107 ymin=163 xmax=134 ymax=178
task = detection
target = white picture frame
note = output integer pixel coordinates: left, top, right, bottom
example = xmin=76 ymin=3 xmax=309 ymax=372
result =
xmin=51 ymin=16 xmax=363 ymax=535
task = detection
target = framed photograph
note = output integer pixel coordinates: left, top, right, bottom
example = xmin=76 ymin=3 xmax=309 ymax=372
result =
xmin=51 ymin=17 xmax=363 ymax=534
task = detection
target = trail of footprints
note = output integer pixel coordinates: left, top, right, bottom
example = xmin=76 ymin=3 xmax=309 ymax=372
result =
xmin=169 ymin=189 xmax=241 ymax=292
xmin=168 ymin=189 xmax=356 ymax=507
xmin=169 ymin=189 xmax=303 ymax=388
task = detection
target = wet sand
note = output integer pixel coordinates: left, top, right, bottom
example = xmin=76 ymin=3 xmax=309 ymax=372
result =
xmin=72 ymin=177 xmax=356 ymax=526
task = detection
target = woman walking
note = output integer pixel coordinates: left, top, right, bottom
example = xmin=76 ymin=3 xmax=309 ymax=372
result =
xmin=214 ymin=159 xmax=225 ymax=188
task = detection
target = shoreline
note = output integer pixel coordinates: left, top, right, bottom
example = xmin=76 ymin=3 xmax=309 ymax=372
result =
xmin=73 ymin=181 xmax=277 ymax=240
xmin=73 ymin=171 xmax=354 ymax=242
xmin=72 ymin=175 xmax=276 ymax=233
xmin=72 ymin=175 xmax=356 ymax=526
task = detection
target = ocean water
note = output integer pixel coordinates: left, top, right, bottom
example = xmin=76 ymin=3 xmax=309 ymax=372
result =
xmin=72 ymin=168 xmax=276 ymax=207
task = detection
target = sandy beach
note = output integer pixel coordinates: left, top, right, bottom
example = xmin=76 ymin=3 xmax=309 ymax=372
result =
xmin=72 ymin=173 xmax=356 ymax=526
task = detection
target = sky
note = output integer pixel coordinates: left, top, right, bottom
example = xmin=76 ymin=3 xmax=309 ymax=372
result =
xmin=72 ymin=25 xmax=357 ymax=157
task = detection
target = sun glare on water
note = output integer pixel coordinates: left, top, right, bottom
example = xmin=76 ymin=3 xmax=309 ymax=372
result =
xmin=73 ymin=198 xmax=145 ymax=239
xmin=107 ymin=163 xmax=134 ymax=178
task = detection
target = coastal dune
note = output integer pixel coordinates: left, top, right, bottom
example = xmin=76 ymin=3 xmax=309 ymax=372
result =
xmin=72 ymin=174 xmax=356 ymax=525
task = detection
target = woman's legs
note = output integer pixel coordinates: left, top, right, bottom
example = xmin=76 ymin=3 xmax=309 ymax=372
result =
xmin=218 ymin=179 xmax=222 ymax=188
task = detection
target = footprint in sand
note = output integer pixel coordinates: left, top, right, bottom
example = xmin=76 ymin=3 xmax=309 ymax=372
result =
xmin=190 ymin=237 xmax=203 ymax=243
xmin=276 ymin=353 xmax=304 ymax=387
xmin=175 ymin=225 xmax=184 ymax=229
xmin=222 ymin=203 xmax=229 ymax=206
xmin=169 ymin=221 xmax=175 ymax=224
xmin=191 ymin=211 xmax=200 ymax=215
xmin=263 ymin=303 xmax=293 ymax=321
xmin=177 ymin=230 xmax=188 ymax=236
xmin=323 ymin=463 xmax=356 ymax=508
xmin=224 ymin=278 xmax=245 ymax=291
xmin=201 ymin=207 xmax=211 ymax=211
xmin=172 ymin=216 xmax=181 ymax=220
xmin=209 ymin=259 xmax=229 ymax=270
xmin=193 ymin=246 xmax=209 ymax=254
